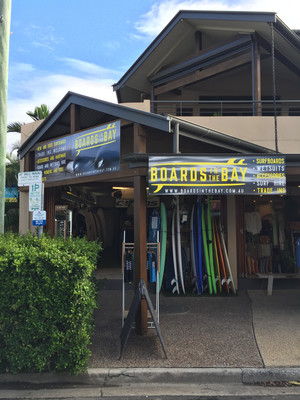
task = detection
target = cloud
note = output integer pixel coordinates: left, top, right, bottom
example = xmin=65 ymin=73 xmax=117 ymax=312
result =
xmin=23 ymin=24 xmax=63 ymax=52
xmin=59 ymin=57 xmax=120 ymax=78
xmin=7 ymin=63 xmax=118 ymax=152
xmin=135 ymin=0 xmax=300 ymax=38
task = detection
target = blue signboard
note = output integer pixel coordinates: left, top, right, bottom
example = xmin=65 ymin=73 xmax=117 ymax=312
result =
xmin=5 ymin=187 xmax=18 ymax=202
xmin=34 ymin=120 xmax=121 ymax=183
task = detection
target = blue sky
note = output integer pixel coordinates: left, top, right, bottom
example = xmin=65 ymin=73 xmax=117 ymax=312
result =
xmin=7 ymin=0 xmax=300 ymax=152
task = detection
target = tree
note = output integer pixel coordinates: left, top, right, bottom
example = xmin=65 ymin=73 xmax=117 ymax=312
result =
xmin=5 ymin=153 xmax=19 ymax=232
xmin=7 ymin=122 xmax=24 ymax=133
xmin=7 ymin=104 xmax=50 ymax=133
xmin=5 ymin=153 xmax=19 ymax=187
xmin=26 ymin=104 xmax=50 ymax=121
xmin=7 ymin=104 xmax=50 ymax=155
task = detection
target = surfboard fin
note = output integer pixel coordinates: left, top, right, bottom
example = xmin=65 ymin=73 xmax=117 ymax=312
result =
xmin=171 ymin=278 xmax=179 ymax=294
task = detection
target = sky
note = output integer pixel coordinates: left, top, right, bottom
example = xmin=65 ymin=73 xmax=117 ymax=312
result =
xmin=6 ymin=0 xmax=300 ymax=153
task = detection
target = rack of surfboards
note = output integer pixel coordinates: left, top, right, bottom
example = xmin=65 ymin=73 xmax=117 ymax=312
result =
xmin=170 ymin=195 xmax=236 ymax=295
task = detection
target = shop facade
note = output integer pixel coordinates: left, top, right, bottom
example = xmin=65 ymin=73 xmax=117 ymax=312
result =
xmin=18 ymin=10 xmax=300 ymax=332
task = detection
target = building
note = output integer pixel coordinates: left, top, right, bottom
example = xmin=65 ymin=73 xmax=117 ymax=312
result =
xmin=18 ymin=10 xmax=300 ymax=330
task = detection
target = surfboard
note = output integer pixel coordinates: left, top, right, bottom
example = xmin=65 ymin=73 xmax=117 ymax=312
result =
xmin=212 ymin=217 xmax=222 ymax=293
xmin=159 ymin=202 xmax=167 ymax=291
xmin=176 ymin=197 xmax=185 ymax=294
xmin=171 ymin=206 xmax=180 ymax=294
xmin=201 ymin=203 xmax=212 ymax=295
xmin=219 ymin=223 xmax=236 ymax=294
xmin=214 ymin=218 xmax=229 ymax=294
xmin=190 ymin=203 xmax=197 ymax=281
xmin=196 ymin=197 xmax=203 ymax=295
xmin=207 ymin=196 xmax=217 ymax=295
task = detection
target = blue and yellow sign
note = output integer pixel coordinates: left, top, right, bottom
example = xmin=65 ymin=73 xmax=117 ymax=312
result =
xmin=149 ymin=155 xmax=286 ymax=195
xmin=5 ymin=187 xmax=18 ymax=202
xmin=35 ymin=121 xmax=121 ymax=182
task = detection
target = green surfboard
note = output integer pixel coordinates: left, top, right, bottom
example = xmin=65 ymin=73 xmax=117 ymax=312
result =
xmin=207 ymin=196 xmax=217 ymax=294
xmin=201 ymin=203 xmax=212 ymax=295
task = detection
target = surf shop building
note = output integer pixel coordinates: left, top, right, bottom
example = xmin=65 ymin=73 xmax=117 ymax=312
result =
xmin=18 ymin=11 xmax=300 ymax=327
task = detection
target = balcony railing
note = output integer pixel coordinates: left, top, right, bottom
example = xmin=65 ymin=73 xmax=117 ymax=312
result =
xmin=151 ymin=100 xmax=300 ymax=117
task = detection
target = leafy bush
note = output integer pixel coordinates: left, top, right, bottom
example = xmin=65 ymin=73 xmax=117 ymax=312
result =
xmin=0 ymin=233 xmax=101 ymax=374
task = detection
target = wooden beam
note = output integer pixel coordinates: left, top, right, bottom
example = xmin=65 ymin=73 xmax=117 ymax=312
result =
xmin=134 ymin=175 xmax=148 ymax=335
xmin=70 ymin=104 xmax=80 ymax=134
xmin=154 ymin=52 xmax=252 ymax=96
xmin=134 ymin=123 xmax=146 ymax=153
xmin=44 ymin=187 xmax=56 ymax=237
xmin=133 ymin=123 xmax=148 ymax=335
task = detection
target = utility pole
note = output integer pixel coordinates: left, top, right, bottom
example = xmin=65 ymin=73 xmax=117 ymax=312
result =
xmin=0 ymin=0 xmax=12 ymax=234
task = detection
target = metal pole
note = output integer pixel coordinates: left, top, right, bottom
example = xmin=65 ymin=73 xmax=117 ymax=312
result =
xmin=0 ymin=0 xmax=12 ymax=234
xmin=270 ymin=22 xmax=278 ymax=153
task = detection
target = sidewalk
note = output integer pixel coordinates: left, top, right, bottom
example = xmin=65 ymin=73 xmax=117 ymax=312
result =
xmin=1 ymin=269 xmax=300 ymax=389
xmin=90 ymin=268 xmax=300 ymax=370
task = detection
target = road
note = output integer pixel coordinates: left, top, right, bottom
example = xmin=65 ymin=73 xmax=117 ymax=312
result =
xmin=0 ymin=382 xmax=300 ymax=399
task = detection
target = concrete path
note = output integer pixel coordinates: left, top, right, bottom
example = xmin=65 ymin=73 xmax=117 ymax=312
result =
xmin=248 ymin=289 xmax=300 ymax=367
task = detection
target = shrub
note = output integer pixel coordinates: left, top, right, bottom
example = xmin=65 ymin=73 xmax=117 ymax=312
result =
xmin=0 ymin=233 xmax=101 ymax=374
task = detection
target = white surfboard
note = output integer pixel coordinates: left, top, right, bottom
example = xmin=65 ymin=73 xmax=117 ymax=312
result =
xmin=171 ymin=207 xmax=180 ymax=294
xmin=219 ymin=224 xmax=236 ymax=294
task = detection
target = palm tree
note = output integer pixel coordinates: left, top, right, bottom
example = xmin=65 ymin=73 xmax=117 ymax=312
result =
xmin=7 ymin=121 xmax=24 ymax=133
xmin=5 ymin=154 xmax=20 ymax=232
xmin=7 ymin=104 xmax=50 ymax=155
xmin=26 ymin=104 xmax=50 ymax=121
xmin=7 ymin=104 xmax=50 ymax=133
xmin=5 ymin=154 xmax=19 ymax=187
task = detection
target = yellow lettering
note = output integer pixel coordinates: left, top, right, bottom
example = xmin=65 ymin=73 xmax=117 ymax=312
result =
xmin=161 ymin=168 xmax=167 ymax=181
xmin=231 ymin=167 xmax=239 ymax=182
xmin=240 ymin=167 xmax=247 ymax=181
xmin=190 ymin=168 xmax=197 ymax=181
xmin=150 ymin=167 xmax=157 ymax=182
xmin=221 ymin=168 xmax=228 ymax=181
xmin=180 ymin=168 xmax=187 ymax=182
xmin=200 ymin=167 xmax=207 ymax=181
xmin=170 ymin=168 xmax=178 ymax=182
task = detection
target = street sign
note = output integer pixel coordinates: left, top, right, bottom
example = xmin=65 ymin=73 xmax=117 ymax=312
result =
xmin=18 ymin=171 xmax=42 ymax=187
xmin=29 ymin=182 xmax=42 ymax=211
xmin=32 ymin=210 xmax=46 ymax=226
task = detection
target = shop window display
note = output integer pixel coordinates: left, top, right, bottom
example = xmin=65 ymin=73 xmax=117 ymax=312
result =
xmin=244 ymin=197 xmax=298 ymax=276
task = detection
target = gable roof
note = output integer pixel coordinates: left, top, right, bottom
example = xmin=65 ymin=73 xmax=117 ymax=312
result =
xmin=18 ymin=92 xmax=171 ymax=159
xmin=18 ymin=91 xmax=274 ymax=160
xmin=113 ymin=10 xmax=300 ymax=102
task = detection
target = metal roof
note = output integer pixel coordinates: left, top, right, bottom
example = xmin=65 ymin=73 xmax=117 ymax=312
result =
xmin=113 ymin=10 xmax=300 ymax=102
xmin=18 ymin=91 xmax=274 ymax=160
xmin=18 ymin=92 xmax=171 ymax=159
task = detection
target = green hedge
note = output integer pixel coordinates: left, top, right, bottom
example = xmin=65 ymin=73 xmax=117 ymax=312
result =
xmin=0 ymin=233 xmax=101 ymax=374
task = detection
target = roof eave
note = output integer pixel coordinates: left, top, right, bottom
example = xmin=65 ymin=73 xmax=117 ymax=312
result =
xmin=113 ymin=10 xmax=277 ymax=94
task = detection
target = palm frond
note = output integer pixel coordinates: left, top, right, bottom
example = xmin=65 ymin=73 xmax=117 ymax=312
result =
xmin=7 ymin=122 xmax=24 ymax=133
xmin=26 ymin=104 xmax=50 ymax=121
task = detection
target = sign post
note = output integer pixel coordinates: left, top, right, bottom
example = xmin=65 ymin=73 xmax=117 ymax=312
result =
xmin=18 ymin=171 xmax=45 ymax=237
